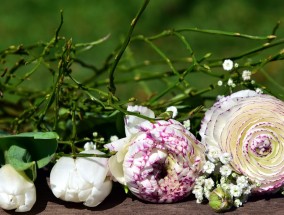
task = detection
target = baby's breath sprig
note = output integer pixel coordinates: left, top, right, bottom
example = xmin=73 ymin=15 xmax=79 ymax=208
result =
xmin=192 ymin=147 xmax=257 ymax=213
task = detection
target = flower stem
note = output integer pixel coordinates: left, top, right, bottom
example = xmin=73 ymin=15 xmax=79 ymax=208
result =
xmin=71 ymin=101 xmax=77 ymax=157
xmin=108 ymin=0 xmax=150 ymax=95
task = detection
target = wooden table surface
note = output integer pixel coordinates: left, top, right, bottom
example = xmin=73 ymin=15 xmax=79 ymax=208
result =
xmin=2 ymin=169 xmax=284 ymax=215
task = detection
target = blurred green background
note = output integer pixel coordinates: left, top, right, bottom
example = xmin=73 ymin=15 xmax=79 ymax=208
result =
xmin=1 ymin=0 xmax=284 ymax=56
xmin=1 ymin=0 xmax=284 ymax=99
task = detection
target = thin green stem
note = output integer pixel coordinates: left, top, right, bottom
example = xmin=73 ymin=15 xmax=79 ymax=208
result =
xmin=148 ymin=82 xmax=179 ymax=105
xmin=110 ymin=102 xmax=156 ymax=123
xmin=108 ymin=0 xmax=150 ymax=95
xmin=175 ymin=28 xmax=276 ymax=40
xmin=172 ymin=31 xmax=197 ymax=64
xmin=55 ymin=10 xmax=64 ymax=43
xmin=75 ymin=34 xmax=110 ymax=53
xmin=227 ymin=38 xmax=284 ymax=60
xmin=56 ymin=152 xmax=115 ymax=159
xmin=71 ymin=102 xmax=77 ymax=157
xmin=140 ymin=28 xmax=276 ymax=41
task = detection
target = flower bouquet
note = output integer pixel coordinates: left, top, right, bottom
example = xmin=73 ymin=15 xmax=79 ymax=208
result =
xmin=1 ymin=0 xmax=284 ymax=213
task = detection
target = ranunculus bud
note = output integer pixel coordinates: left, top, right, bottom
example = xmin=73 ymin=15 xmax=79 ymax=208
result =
xmin=106 ymin=106 xmax=206 ymax=203
xmin=50 ymin=149 xmax=112 ymax=207
xmin=0 ymin=164 xmax=36 ymax=212
xmin=209 ymin=187 xmax=233 ymax=213
xmin=200 ymin=90 xmax=284 ymax=193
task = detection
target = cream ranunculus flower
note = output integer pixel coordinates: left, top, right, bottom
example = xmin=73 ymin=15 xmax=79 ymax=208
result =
xmin=50 ymin=147 xmax=112 ymax=207
xmin=200 ymin=90 xmax=284 ymax=193
xmin=106 ymin=105 xmax=206 ymax=203
xmin=0 ymin=164 xmax=36 ymax=212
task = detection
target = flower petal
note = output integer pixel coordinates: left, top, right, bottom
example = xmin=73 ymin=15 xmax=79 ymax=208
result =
xmin=50 ymin=157 xmax=74 ymax=198
xmin=84 ymin=179 xmax=112 ymax=207
xmin=0 ymin=164 xmax=36 ymax=212
xmin=77 ymin=149 xmax=109 ymax=187
xmin=125 ymin=105 xmax=155 ymax=136
xmin=108 ymin=154 xmax=126 ymax=185
xmin=104 ymin=137 xmax=130 ymax=152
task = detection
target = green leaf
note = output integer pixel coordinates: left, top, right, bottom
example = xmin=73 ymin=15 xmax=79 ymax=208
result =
xmin=5 ymin=145 xmax=37 ymax=181
xmin=0 ymin=132 xmax=58 ymax=169
xmin=16 ymin=131 xmax=59 ymax=139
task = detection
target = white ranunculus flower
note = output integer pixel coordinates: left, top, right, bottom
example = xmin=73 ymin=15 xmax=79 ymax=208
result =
xmin=50 ymin=148 xmax=112 ymax=207
xmin=0 ymin=164 xmax=36 ymax=212
xmin=105 ymin=105 xmax=206 ymax=203
xmin=200 ymin=90 xmax=284 ymax=193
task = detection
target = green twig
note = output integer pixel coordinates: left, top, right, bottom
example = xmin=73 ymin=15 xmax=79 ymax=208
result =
xmin=55 ymin=10 xmax=64 ymax=43
xmin=142 ymin=28 xmax=276 ymax=41
xmin=110 ymin=102 xmax=156 ymax=123
xmin=108 ymin=0 xmax=150 ymax=95
xmin=227 ymin=38 xmax=284 ymax=60
xmin=71 ymin=102 xmax=77 ymax=157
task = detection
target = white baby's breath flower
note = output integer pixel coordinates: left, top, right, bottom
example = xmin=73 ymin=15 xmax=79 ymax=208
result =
xmin=242 ymin=70 xmax=251 ymax=81
xmin=236 ymin=176 xmax=249 ymax=189
xmin=234 ymin=63 xmax=239 ymax=68
xmin=220 ymin=176 xmax=227 ymax=185
xmin=230 ymin=185 xmax=242 ymax=198
xmin=183 ymin=119 xmax=191 ymax=130
xmin=207 ymin=147 xmax=221 ymax=163
xmin=84 ymin=142 xmax=95 ymax=151
xmin=192 ymin=185 xmax=203 ymax=196
xmin=194 ymin=191 xmax=204 ymax=203
xmin=227 ymin=78 xmax=235 ymax=87
xmin=223 ymin=59 xmax=234 ymax=71
xmin=193 ymin=184 xmax=203 ymax=192
xmin=242 ymin=70 xmax=252 ymax=81
xmin=221 ymin=183 xmax=230 ymax=191
xmin=243 ymin=186 xmax=252 ymax=195
xmin=220 ymin=153 xmax=232 ymax=165
xmin=234 ymin=199 xmax=243 ymax=207
xmin=204 ymin=178 xmax=215 ymax=190
xmin=217 ymin=95 xmax=224 ymax=101
xmin=217 ymin=80 xmax=223 ymax=86
xmin=110 ymin=135 xmax=119 ymax=142
xmin=203 ymin=161 xmax=215 ymax=174
xmin=251 ymin=80 xmax=256 ymax=84
xmin=204 ymin=188 xmax=211 ymax=199
xmin=196 ymin=198 xmax=203 ymax=204
xmin=196 ymin=195 xmax=204 ymax=204
xmin=220 ymin=165 xmax=232 ymax=177
xmin=192 ymin=185 xmax=204 ymax=203
xmin=195 ymin=176 xmax=205 ymax=186
xmin=255 ymin=88 xmax=263 ymax=94
xmin=166 ymin=106 xmax=178 ymax=118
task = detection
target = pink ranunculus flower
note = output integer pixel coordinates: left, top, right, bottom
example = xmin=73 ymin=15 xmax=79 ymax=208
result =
xmin=105 ymin=105 xmax=206 ymax=203
xmin=200 ymin=90 xmax=284 ymax=193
